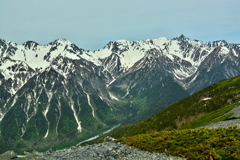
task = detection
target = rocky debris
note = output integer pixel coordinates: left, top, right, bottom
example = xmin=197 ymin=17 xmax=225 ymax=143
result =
xmin=0 ymin=150 xmax=18 ymax=160
xmin=227 ymin=105 xmax=240 ymax=118
xmin=24 ymin=142 xmax=185 ymax=160
xmin=201 ymin=119 xmax=240 ymax=129
xmin=103 ymin=136 xmax=116 ymax=142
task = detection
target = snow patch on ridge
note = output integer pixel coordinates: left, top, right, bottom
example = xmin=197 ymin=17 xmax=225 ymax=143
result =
xmin=43 ymin=88 xmax=53 ymax=138
xmin=202 ymin=97 xmax=211 ymax=101
xmin=109 ymin=92 xmax=119 ymax=101
xmin=85 ymin=93 xmax=95 ymax=118
xmin=119 ymin=49 xmax=145 ymax=69
xmin=107 ymin=78 xmax=116 ymax=87
xmin=69 ymin=99 xmax=82 ymax=132
xmin=55 ymin=98 xmax=62 ymax=135
xmin=123 ymin=87 xmax=130 ymax=98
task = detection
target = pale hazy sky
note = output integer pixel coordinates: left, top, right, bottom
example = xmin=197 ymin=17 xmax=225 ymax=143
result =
xmin=1 ymin=0 xmax=239 ymax=50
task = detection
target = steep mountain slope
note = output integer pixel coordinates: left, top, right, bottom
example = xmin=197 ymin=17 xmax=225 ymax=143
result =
xmin=101 ymin=76 xmax=240 ymax=139
xmin=185 ymin=41 xmax=240 ymax=93
xmin=108 ymin=53 xmax=189 ymax=121
xmin=0 ymin=67 xmax=123 ymax=152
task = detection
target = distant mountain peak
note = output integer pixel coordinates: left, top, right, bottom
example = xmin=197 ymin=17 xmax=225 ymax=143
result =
xmin=179 ymin=34 xmax=186 ymax=38
xmin=23 ymin=41 xmax=39 ymax=49
xmin=23 ymin=40 xmax=39 ymax=45
xmin=48 ymin=38 xmax=73 ymax=46
xmin=173 ymin=34 xmax=188 ymax=41
xmin=145 ymin=38 xmax=151 ymax=41
xmin=55 ymin=38 xmax=71 ymax=43
xmin=116 ymin=39 xmax=128 ymax=43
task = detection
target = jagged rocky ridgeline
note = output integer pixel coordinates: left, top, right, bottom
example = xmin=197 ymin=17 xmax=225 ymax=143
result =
xmin=0 ymin=35 xmax=240 ymax=153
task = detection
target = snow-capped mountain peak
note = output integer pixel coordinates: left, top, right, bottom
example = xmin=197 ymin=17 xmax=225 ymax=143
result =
xmin=22 ymin=41 xmax=39 ymax=50
xmin=1 ymin=36 xmax=240 ymax=93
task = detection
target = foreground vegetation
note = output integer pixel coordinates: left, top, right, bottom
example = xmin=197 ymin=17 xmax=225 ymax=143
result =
xmin=180 ymin=102 xmax=237 ymax=129
xmin=117 ymin=127 xmax=240 ymax=160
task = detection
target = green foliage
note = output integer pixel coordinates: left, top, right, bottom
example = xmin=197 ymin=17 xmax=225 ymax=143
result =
xmin=215 ymin=76 xmax=240 ymax=89
xmin=23 ymin=110 xmax=48 ymax=140
xmin=117 ymin=127 xmax=240 ymax=160
xmin=132 ymin=76 xmax=189 ymax=122
xmin=180 ymin=102 xmax=237 ymax=129
xmin=226 ymin=116 xmax=240 ymax=120
xmin=61 ymin=117 xmax=77 ymax=135
xmin=1 ymin=97 xmax=28 ymax=140
xmin=133 ymin=96 xmax=148 ymax=107
xmin=132 ymin=97 xmax=148 ymax=114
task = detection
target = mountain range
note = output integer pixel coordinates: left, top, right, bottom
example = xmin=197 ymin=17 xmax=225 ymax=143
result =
xmin=0 ymin=35 xmax=240 ymax=153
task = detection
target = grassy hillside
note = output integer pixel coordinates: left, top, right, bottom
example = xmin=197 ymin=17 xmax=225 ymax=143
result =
xmin=97 ymin=75 xmax=240 ymax=139
xmin=116 ymin=127 xmax=240 ymax=159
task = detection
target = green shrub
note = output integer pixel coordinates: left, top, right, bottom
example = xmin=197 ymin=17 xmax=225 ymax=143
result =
xmin=117 ymin=127 xmax=240 ymax=160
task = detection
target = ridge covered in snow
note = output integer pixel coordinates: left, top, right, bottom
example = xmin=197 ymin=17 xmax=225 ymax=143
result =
xmin=1 ymin=35 xmax=240 ymax=92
